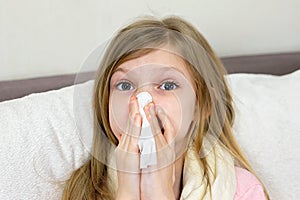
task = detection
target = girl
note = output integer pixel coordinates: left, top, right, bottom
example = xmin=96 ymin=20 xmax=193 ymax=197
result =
xmin=63 ymin=16 xmax=269 ymax=199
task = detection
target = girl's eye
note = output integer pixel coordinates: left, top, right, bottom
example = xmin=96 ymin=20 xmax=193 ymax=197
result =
xmin=116 ymin=81 xmax=134 ymax=91
xmin=159 ymin=81 xmax=178 ymax=91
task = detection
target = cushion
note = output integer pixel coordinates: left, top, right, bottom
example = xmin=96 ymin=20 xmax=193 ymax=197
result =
xmin=226 ymin=70 xmax=300 ymax=199
xmin=0 ymin=81 xmax=94 ymax=199
xmin=0 ymin=70 xmax=299 ymax=199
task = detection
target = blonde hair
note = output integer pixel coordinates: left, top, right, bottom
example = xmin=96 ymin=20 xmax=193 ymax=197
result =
xmin=63 ymin=16 xmax=269 ymax=199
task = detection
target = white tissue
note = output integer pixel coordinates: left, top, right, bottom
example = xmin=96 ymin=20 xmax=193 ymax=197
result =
xmin=136 ymin=92 xmax=157 ymax=168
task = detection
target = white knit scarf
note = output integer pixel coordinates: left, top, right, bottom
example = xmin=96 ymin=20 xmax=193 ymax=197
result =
xmin=107 ymin=143 xmax=236 ymax=200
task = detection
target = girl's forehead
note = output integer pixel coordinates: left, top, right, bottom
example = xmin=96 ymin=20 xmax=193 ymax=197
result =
xmin=115 ymin=49 xmax=191 ymax=77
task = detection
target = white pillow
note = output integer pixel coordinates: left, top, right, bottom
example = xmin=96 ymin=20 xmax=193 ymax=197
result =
xmin=226 ymin=70 xmax=300 ymax=200
xmin=0 ymin=70 xmax=299 ymax=199
xmin=0 ymin=81 xmax=93 ymax=199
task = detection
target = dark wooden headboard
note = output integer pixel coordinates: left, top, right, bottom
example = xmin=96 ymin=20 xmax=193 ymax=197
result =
xmin=222 ymin=52 xmax=300 ymax=75
xmin=1 ymin=52 xmax=299 ymax=102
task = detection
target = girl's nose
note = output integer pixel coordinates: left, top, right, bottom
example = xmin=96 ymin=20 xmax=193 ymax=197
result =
xmin=134 ymin=84 xmax=153 ymax=98
xmin=135 ymin=90 xmax=152 ymax=99
xmin=134 ymin=90 xmax=155 ymax=105
xmin=133 ymin=84 xmax=160 ymax=104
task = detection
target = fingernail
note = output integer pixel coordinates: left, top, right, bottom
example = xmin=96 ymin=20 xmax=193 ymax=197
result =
xmin=134 ymin=113 xmax=141 ymax=123
xmin=130 ymin=95 xmax=135 ymax=101
xmin=149 ymin=103 xmax=155 ymax=112
xmin=144 ymin=104 xmax=149 ymax=110
xmin=156 ymin=106 xmax=163 ymax=114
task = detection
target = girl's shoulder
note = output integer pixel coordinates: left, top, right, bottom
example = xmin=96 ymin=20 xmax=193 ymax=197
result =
xmin=234 ymin=167 xmax=266 ymax=200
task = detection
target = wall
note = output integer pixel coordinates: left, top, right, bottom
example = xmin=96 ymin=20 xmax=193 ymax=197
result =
xmin=1 ymin=0 xmax=299 ymax=81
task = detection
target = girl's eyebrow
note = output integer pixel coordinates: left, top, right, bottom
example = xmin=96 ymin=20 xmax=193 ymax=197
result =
xmin=164 ymin=66 xmax=186 ymax=76
xmin=113 ymin=65 xmax=186 ymax=76
xmin=113 ymin=68 xmax=128 ymax=74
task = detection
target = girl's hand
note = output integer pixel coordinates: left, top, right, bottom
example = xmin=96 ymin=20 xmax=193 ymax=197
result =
xmin=115 ymin=96 xmax=141 ymax=200
xmin=140 ymin=103 xmax=177 ymax=200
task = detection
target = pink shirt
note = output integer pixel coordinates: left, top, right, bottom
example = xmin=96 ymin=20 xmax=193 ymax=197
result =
xmin=234 ymin=167 xmax=266 ymax=200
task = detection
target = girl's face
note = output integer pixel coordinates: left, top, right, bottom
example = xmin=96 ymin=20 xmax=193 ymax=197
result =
xmin=109 ymin=49 xmax=197 ymax=151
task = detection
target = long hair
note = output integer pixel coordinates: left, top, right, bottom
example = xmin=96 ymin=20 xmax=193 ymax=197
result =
xmin=62 ymin=16 xmax=269 ymax=199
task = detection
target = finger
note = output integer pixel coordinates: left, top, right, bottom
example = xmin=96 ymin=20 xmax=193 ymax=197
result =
xmin=144 ymin=103 xmax=162 ymax=135
xmin=156 ymin=106 xmax=176 ymax=145
xmin=120 ymin=113 xmax=141 ymax=153
xmin=154 ymin=106 xmax=176 ymax=168
xmin=143 ymin=103 xmax=177 ymax=171
xmin=128 ymin=95 xmax=141 ymax=128
xmin=144 ymin=103 xmax=167 ymax=147
xmin=116 ymin=111 xmax=141 ymax=173
xmin=119 ymin=96 xmax=142 ymax=152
